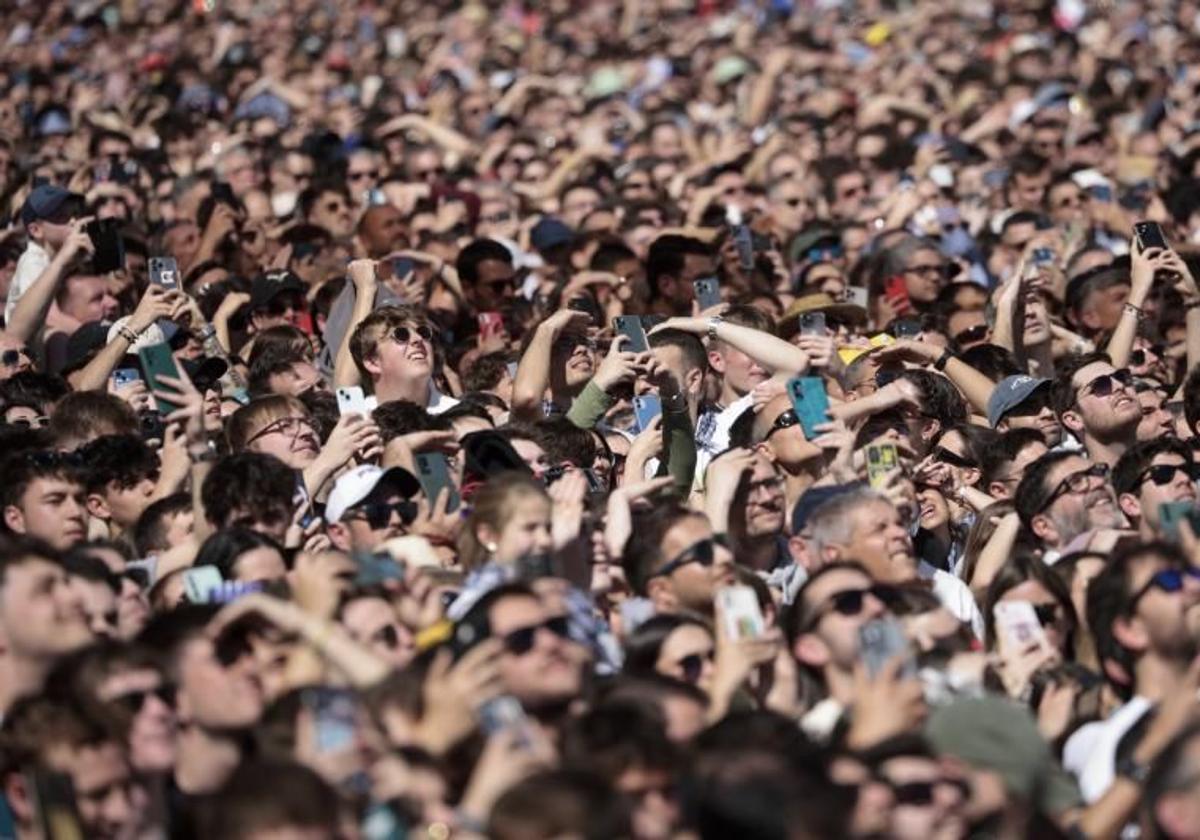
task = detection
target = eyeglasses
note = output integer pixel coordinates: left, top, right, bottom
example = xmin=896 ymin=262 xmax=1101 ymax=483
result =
xmin=1080 ymin=368 xmax=1133 ymax=399
xmin=766 ymin=409 xmax=799 ymax=440
xmin=110 ymin=684 xmax=176 ymax=715
xmin=480 ymin=210 xmax=514 ymax=225
xmin=676 ymin=649 xmax=715 ymax=684
xmin=1005 ymin=390 xmax=1050 ymax=417
xmin=802 ymin=584 xmax=898 ymax=631
xmin=933 ymin=446 xmax=975 ymax=469
xmin=1131 ymin=346 xmax=1164 ymax=367
xmin=348 ymin=169 xmax=379 ymax=181
xmin=22 ymin=450 xmax=86 ymax=469
xmin=246 ymin=415 xmax=316 ymax=446
xmin=501 ymin=615 xmax=571 ymax=655
xmin=1038 ymin=463 xmax=1110 ymax=513
xmin=888 ymin=778 xmax=970 ymax=806
xmin=371 ymin=623 xmax=403 ymax=650
xmin=650 ymin=539 xmax=715 ymax=580
xmin=952 ymin=323 xmax=989 ymax=346
xmin=265 ymin=295 xmax=305 ymax=317
xmin=1129 ymin=566 xmax=1200 ymax=612
xmin=1137 ymin=462 xmax=1200 ymax=488
xmin=1 ymin=347 xmax=29 ymax=366
xmin=391 ymin=324 xmax=434 ymax=346
xmin=346 ymin=500 xmax=419 ymax=529
xmin=322 ymin=200 xmax=349 ymax=213
xmin=904 ymin=263 xmax=951 ymax=280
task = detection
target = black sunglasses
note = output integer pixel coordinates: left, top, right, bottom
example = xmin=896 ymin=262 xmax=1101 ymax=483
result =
xmin=501 ymin=615 xmax=571 ymax=656
xmin=952 ymin=323 xmax=989 ymax=346
xmin=347 ymin=500 xmax=419 ymax=529
xmin=392 ymin=324 xmax=434 ymax=345
xmin=1 ymin=348 xmax=28 ymax=366
xmin=1137 ymin=462 xmax=1200 ymax=488
xmin=23 ymin=449 xmax=86 ymax=470
xmin=676 ymin=649 xmax=714 ymax=684
xmin=1080 ymin=368 xmax=1133 ymax=399
xmin=803 ymin=584 xmax=898 ymax=631
xmin=111 ymin=684 xmax=177 ymax=715
xmin=1130 ymin=346 xmax=1164 ymax=367
xmin=889 ymin=778 xmax=970 ymax=806
xmin=264 ymin=295 xmax=305 ymax=317
xmin=933 ymin=446 xmax=975 ymax=469
xmin=650 ymin=539 xmax=715 ymax=580
xmin=766 ymin=408 xmax=799 ymax=439
xmin=1129 ymin=566 xmax=1200 ymax=612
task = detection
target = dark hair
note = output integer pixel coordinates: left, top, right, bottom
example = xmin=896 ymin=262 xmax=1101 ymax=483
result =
xmin=0 ymin=451 xmax=83 ymax=523
xmin=200 ymin=453 xmax=296 ymax=529
xmin=0 ymin=371 xmax=69 ymax=414
xmin=372 ymin=399 xmax=450 ymax=441
xmin=1113 ymin=438 xmax=1194 ymax=499
xmin=645 ymin=234 xmax=710 ymax=298
xmin=247 ymin=342 xmax=311 ymax=397
xmin=782 ymin=561 xmax=870 ymax=647
xmin=648 ymin=328 xmax=708 ymax=378
xmin=194 ymin=528 xmax=287 ymax=580
xmin=958 ymin=344 xmax=1022 ymax=381
xmin=622 ymin=502 xmax=698 ymax=595
xmin=982 ymin=553 xmax=1078 ymax=652
xmin=901 ymin=369 xmax=968 ymax=428
xmin=489 ymin=770 xmax=632 ymax=840
xmin=462 ymin=351 xmax=511 ymax=393
xmin=78 ymin=434 xmax=160 ymax=494
xmin=622 ymin=614 xmax=712 ymax=677
xmin=1014 ymin=449 xmax=1082 ymax=529
xmin=132 ymin=493 xmax=192 ymax=556
xmin=979 ymin=428 xmax=1047 ymax=488
xmin=0 ymin=536 xmax=63 ymax=591
xmin=1050 ymin=351 xmax=1112 ymax=419
xmin=455 ymin=238 xmax=513 ymax=286
xmin=561 ymin=701 xmax=680 ymax=781
xmin=199 ymin=760 xmax=341 ymax=840
xmin=529 ymin=417 xmax=596 ymax=468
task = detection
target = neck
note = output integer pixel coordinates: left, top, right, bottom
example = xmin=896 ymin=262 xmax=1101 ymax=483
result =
xmin=173 ymin=725 xmax=242 ymax=796
xmin=0 ymin=653 xmax=51 ymax=716
xmin=718 ymin=379 xmax=745 ymax=408
xmin=375 ymin=374 xmax=431 ymax=406
xmin=1134 ymin=653 xmax=1190 ymax=702
xmin=825 ymin=664 xmax=857 ymax=706
xmin=1083 ymin=431 xmax=1133 ymax=468
xmin=734 ymin=534 xmax=779 ymax=572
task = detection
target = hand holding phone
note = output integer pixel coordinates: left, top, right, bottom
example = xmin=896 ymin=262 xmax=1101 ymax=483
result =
xmin=859 ymin=617 xmax=916 ymax=679
xmin=693 ymin=277 xmax=722 ymax=310
xmin=414 ymin=452 xmax=461 ymax=513
xmin=137 ymin=343 xmax=183 ymax=414
xmin=632 ymin=394 xmax=662 ymax=432
xmin=866 ymin=443 xmax=899 ymax=489
xmin=798 ymin=311 xmax=827 ymax=337
xmin=717 ymin=586 xmax=766 ymax=640
xmin=613 ymin=316 xmax=650 ymax=353
xmin=1134 ymin=220 xmax=1169 ymax=252
xmin=787 ymin=376 xmax=831 ymax=439
xmin=148 ymin=256 xmax=180 ymax=290
xmin=335 ymin=386 xmax=368 ymax=417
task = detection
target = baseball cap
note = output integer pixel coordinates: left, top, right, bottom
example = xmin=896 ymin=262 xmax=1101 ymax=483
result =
xmin=250 ymin=270 xmax=307 ymax=311
xmin=325 ymin=465 xmax=421 ymax=524
xmin=926 ymin=695 xmax=1082 ymax=816
xmin=21 ymin=184 xmax=84 ymax=226
xmin=987 ymin=375 xmax=1050 ymax=427
xmin=530 ymin=217 xmax=575 ymax=254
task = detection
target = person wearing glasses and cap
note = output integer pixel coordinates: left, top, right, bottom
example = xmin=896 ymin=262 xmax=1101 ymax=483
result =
xmin=346 ymin=304 xmax=458 ymax=414
xmin=324 ymin=465 xmax=423 ymax=555
xmin=1050 ymin=353 xmax=1142 ymax=468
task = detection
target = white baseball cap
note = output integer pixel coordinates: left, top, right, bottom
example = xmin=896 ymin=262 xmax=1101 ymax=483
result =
xmin=325 ymin=465 xmax=421 ymax=523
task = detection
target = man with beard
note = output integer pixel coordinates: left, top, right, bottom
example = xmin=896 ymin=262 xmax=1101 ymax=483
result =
xmin=1114 ymin=439 xmax=1200 ymax=541
xmin=1065 ymin=541 xmax=1200 ymax=802
xmin=1016 ymin=451 xmax=1127 ymax=561
xmin=1051 ymin=353 xmax=1142 ymax=467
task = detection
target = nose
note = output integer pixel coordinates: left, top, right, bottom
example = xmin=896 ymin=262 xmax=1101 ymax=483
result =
xmin=863 ymin=593 xmax=887 ymax=619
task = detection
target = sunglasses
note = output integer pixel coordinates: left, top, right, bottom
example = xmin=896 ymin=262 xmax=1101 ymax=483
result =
xmin=889 ymin=778 xmax=970 ymax=806
xmin=264 ymin=295 xmax=305 ymax=317
xmin=480 ymin=211 xmax=514 ymax=224
xmin=1129 ymin=566 xmax=1200 ymax=611
xmin=1137 ymin=462 xmax=1200 ymax=487
xmin=650 ymin=539 xmax=715 ymax=580
xmin=501 ymin=615 xmax=571 ymax=655
xmin=347 ymin=500 xmax=419 ymax=529
xmin=1 ymin=348 xmax=28 ymax=366
xmin=952 ymin=323 xmax=989 ymax=346
xmin=110 ymin=684 xmax=177 ymax=715
xmin=348 ymin=169 xmax=379 ymax=181
xmin=1039 ymin=463 xmax=1110 ymax=513
xmin=1005 ymin=390 xmax=1050 ymax=417
xmin=1080 ymin=368 xmax=1133 ymax=399
xmin=904 ymin=263 xmax=952 ymax=279
xmin=933 ymin=446 xmax=975 ymax=469
xmin=391 ymin=324 xmax=434 ymax=346
xmin=676 ymin=649 xmax=715 ymax=684
xmin=803 ymin=584 xmax=898 ymax=631
xmin=766 ymin=409 xmax=799 ymax=439
xmin=22 ymin=449 xmax=86 ymax=469
xmin=1130 ymin=346 xmax=1164 ymax=366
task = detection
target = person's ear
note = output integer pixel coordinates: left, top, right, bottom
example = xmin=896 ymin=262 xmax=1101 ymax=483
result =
xmin=3 ymin=772 xmax=33 ymax=825
xmin=794 ymin=633 xmax=829 ymax=669
xmin=363 ymin=351 xmax=384 ymax=380
xmin=707 ymin=348 xmax=726 ymax=375
xmin=960 ymin=466 xmax=981 ymax=488
xmin=476 ymin=523 xmax=500 ymax=555
xmin=920 ymin=418 xmax=941 ymax=443
xmin=1113 ymin=614 xmax=1149 ymax=655
xmin=2 ymin=506 xmax=24 ymax=535
xmin=987 ymin=480 xmax=1011 ymax=500
xmin=26 ymin=220 xmax=43 ymax=242
xmin=1030 ymin=512 xmax=1058 ymax=545
xmin=646 ymin=577 xmax=677 ymax=612
xmin=87 ymin=490 xmax=112 ymax=522
xmin=327 ymin=521 xmax=351 ymax=552
xmin=1118 ymin=492 xmax=1141 ymax=523
xmin=820 ymin=544 xmax=841 ymax=567
xmin=684 ymin=366 xmax=704 ymax=398
xmin=788 ymin=534 xmax=816 ymax=572
xmin=1061 ymin=408 xmax=1085 ymax=435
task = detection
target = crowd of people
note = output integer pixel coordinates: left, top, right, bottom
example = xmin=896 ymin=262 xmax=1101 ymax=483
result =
xmin=8 ymin=0 xmax=1200 ymax=837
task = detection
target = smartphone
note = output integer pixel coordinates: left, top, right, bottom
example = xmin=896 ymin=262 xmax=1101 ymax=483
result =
xmin=613 ymin=315 xmax=649 ymax=353
xmin=893 ymin=318 xmax=922 ymax=338
xmin=137 ymin=343 xmax=182 ymax=414
xmin=207 ymin=581 xmax=266 ymax=605
xmin=514 ymin=552 xmax=554 ymax=581
xmin=1032 ymin=247 xmax=1055 ymax=266
xmin=859 ymin=617 xmax=916 ymax=679
xmin=148 ymin=256 xmax=180 ymax=290
xmin=632 ymin=393 xmax=662 ymax=432
xmin=717 ymin=585 xmax=766 ymax=641
xmin=182 ymin=565 xmax=223 ymax=604
xmin=883 ymin=275 xmax=912 ymax=315
xmin=112 ymin=367 xmax=141 ymax=389
xmin=355 ymin=551 xmax=405 ymax=587
xmin=1134 ymin=220 xmax=1169 ymax=251
xmin=86 ymin=218 xmax=125 ymax=273
xmin=391 ymin=256 xmax=415 ymax=279
xmin=993 ymin=600 xmax=1050 ymax=653
xmin=303 ymin=687 xmax=357 ymax=753
xmin=477 ymin=311 xmax=504 ymax=340
xmin=211 ymin=180 xmax=237 ymax=208
xmin=414 ymin=452 xmax=460 ymax=513
xmin=1159 ymin=501 xmax=1200 ymax=540
xmin=866 ymin=443 xmax=899 ymax=489
xmin=693 ymin=276 xmax=722 ymax=310
xmin=842 ymin=286 xmax=869 ymax=308
xmin=787 ymin=376 xmax=831 ymax=440
xmin=477 ymin=695 xmax=529 ymax=736
xmin=799 ymin=311 xmax=827 ymax=337
xmin=27 ymin=768 xmax=84 ymax=840
xmin=335 ymin=385 xmax=368 ymax=417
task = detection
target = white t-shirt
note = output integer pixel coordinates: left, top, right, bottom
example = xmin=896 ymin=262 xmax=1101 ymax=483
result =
xmin=1062 ymin=695 xmax=1153 ymax=803
xmin=364 ymin=382 xmax=459 ymax=415
xmin=4 ymin=240 xmax=49 ymax=325
xmin=920 ymin=561 xmax=986 ymax=639
xmin=694 ymin=393 xmax=754 ymax=485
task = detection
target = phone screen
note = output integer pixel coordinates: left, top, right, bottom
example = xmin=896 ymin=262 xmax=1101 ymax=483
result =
xmin=86 ymin=218 xmax=125 ymax=274
xmin=1135 ymin=221 xmax=1169 ymax=251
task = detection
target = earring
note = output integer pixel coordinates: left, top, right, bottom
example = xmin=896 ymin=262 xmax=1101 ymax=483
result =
xmin=485 ymin=543 xmax=498 ymax=553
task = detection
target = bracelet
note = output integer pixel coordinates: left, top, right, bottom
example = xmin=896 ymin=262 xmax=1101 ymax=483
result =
xmin=933 ymin=347 xmax=953 ymax=371
xmin=116 ymin=324 xmax=140 ymax=344
xmin=1123 ymin=302 xmax=1144 ymax=318
xmin=707 ymin=316 xmax=724 ymax=341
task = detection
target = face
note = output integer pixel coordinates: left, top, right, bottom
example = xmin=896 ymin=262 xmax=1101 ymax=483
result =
xmin=833 ymin=500 xmax=915 ymax=584
xmin=762 ymin=398 xmax=821 ymax=467
xmin=0 ymin=334 xmax=32 ymax=379
xmin=370 ymin=321 xmax=433 ymax=387
xmin=1136 ymin=389 xmax=1175 ymax=442
xmin=797 ymin=567 xmax=887 ymax=672
xmin=712 ymin=343 xmax=768 ymax=396
xmin=176 ymin=635 xmax=263 ymax=729
xmin=654 ymin=515 xmax=735 ymax=613
xmin=737 ymin=456 xmax=786 ymax=539
xmin=339 ymin=489 xmax=414 ymax=553
xmin=341 ymin=596 xmax=415 ymax=668
xmin=309 ymin=190 xmax=354 ymax=238
xmin=510 ymin=438 xmax=551 ymax=479
xmin=655 ymin=623 xmax=716 ymax=694
xmin=491 ymin=494 xmax=553 ymax=566
xmin=489 ymin=595 xmax=582 ymax=709
xmin=1129 ymin=453 xmax=1199 ymax=534
xmin=999 ymin=579 xmax=1070 ymax=654
xmin=998 ymin=388 xmax=1061 ymax=446
xmin=233 ymin=546 xmax=288 ymax=583
xmin=1067 ymin=361 xmax=1140 ymax=440
xmin=551 ymin=332 xmax=597 ymax=391
xmin=902 ymin=248 xmax=947 ymax=304
xmin=246 ymin=414 xmax=321 ymax=468
xmin=99 ymin=475 xmax=157 ymax=529
xmin=561 ymin=186 xmax=601 ymax=228
xmin=988 ymin=440 xmax=1048 ymax=500
xmin=0 ymin=558 xmax=93 ymax=659
xmin=1037 ymin=455 xmax=1122 ymax=547
xmin=1082 ymin=284 xmax=1131 ymax=333
xmin=359 ymin=206 xmax=406 ymax=257
xmin=1125 ymin=554 xmax=1200 ymax=660
xmin=69 ymin=576 xmax=119 ymax=640
xmin=1009 ymin=170 xmax=1049 ymax=211
xmin=832 ymin=171 xmax=868 ymax=219
xmin=472 ymin=258 xmax=517 ymax=311
xmin=63 ymin=275 xmax=119 ymax=323
xmin=5 ymin=475 xmax=87 ymax=550
xmin=96 ymin=668 xmax=177 ymax=773
xmin=47 ymin=741 xmax=147 ymax=840
xmin=878 ymin=756 xmax=967 ymax=840
xmin=1048 ymin=182 xmax=1088 ymax=224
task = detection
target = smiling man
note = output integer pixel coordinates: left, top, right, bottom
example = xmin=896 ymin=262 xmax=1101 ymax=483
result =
xmin=1016 ymin=450 xmax=1126 ymax=557
xmin=349 ymin=305 xmax=458 ymax=413
xmin=1052 ymin=353 xmax=1141 ymax=467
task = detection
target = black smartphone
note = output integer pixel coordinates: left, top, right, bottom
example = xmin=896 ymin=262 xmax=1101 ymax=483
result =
xmin=211 ymin=180 xmax=237 ymax=208
xmin=86 ymin=218 xmax=125 ymax=274
xmin=414 ymin=452 xmax=461 ymax=513
xmin=148 ymin=256 xmax=180 ymax=290
xmin=1134 ymin=221 xmax=1169 ymax=251
xmin=612 ymin=315 xmax=649 ymax=353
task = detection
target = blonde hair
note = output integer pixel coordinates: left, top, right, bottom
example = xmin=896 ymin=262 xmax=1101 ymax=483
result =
xmin=458 ymin=473 xmax=549 ymax=571
xmin=227 ymin=395 xmax=310 ymax=452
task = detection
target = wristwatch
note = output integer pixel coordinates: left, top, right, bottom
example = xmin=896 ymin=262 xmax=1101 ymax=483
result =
xmin=707 ymin=315 xmax=724 ymax=341
xmin=1116 ymin=755 xmax=1151 ymax=785
xmin=934 ymin=347 xmax=954 ymax=371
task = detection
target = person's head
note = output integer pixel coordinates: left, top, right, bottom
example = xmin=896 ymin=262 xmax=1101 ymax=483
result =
xmin=1003 ymin=151 xmax=1050 ymax=211
xmin=80 ymin=435 xmax=160 ymax=531
xmin=337 ymin=587 xmax=415 ymax=668
xmin=808 ymin=488 xmax=916 ymax=584
xmin=489 ymin=769 xmax=633 ymax=840
xmin=786 ymin=561 xmax=890 ymax=686
xmin=990 ymin=376 xmax=1061 ymax=445
xmin=62 ymin=550 xmax=122 ymax=640
xmin=0 ymin=450 xmax=88 ymax=550
xmin=1052 ymin=353 xmax=1140 ymax=449
xmin=899 ymin=241 xmax=952 ymax=305
xmin=20 ymin=185 xmax=85 ymax=249
xmin=47 ymin=391 xmax=138 ymax=452
xmin=1115 ymin=438 xmax=1198 ymax=536
xmin=1067 ymin=266 xmax=1131 ymax=337
xmin=624 ymin=503 xmax=735 ymax=614
xmin=0 ymin=538 xmax=93 ymax=676
xmin=299 ymin=181 xmax=354 ymax=238
xmin=325 ymin=465 xmax=423 ymax=553
xmin=132 ymin=493 xmax=194 ymax=557
xmin=356 ymin=204 xmax=407 ymax=258
xmin=646 ymin=235 xmax=714 ymax=313
xmin=648 ymin=329 xmax=707 ymax=403
xmin=246 ymin=342 xmax=324 ymax=397
xmin=456 ymin=238 xmax=517 ymax=311
xmin=0 ymin=696 xmax=149 ymax=840
xmin=752 ymin=394 xmax=822 ymax=469
xmin=1088 ymin=541 xmax=1200 ymax=693
xmin=899 ymin=369 xmax=968 ymax=457
xmin=195 ymin=528 xmax=288 ymax=584
xmin=707 ymin=304 xmax=773 ymax=398
xmin=1015 ymin=450 xmax=1122 ymax=550
xmin=198 ymin=759 xmax=341 ymax=840
xmin=0 ymin=333 xmax=33 ymax=381
xmin=980 ymin=428 xmax=1049 ymax=500
xmin=349 ymin=305 xmax=435 ymax=394
xmin=623 ymin=614 xmax=717 ymax=694
xmin=200 ymin=452 xmax=297 ymax=541
xmin=983 ymin=554 xmax=1078 ymax=656
xmin=460 ymin=472 xmax=552 ymax=570
xmin=729 ymin=450 xmax=787 ymax=541
xmin=227 ymin=395 xmax=321 ymax=468
xmin=54 ymin=272 xmax=119 ymax=324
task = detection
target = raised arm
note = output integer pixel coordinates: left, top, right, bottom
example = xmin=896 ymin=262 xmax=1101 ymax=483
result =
xmin=649 ymin=316 xmax=810 ymax=377
xmin=332 ymin=259 xmax=378 ymax=389
xmin=511 ymin=309 xmax=590 ymax=421
xmin=7 ymin=220 xmax=92 ymax=345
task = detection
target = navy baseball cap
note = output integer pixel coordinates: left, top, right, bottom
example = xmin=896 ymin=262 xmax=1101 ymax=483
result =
xmin=21 ymin=185 xmax=84 ymax=226
xmin=987 ymin=375 xmax=1050 ymax=427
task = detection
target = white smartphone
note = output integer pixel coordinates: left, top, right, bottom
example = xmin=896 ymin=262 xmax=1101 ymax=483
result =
xmin=717 ymin=585 xmax=766 ymax=640
xmin=335 ymin=386 xmax=368 ymax=417
xmin=993 ymin=600 xmax=1050 ymax=653
xmin=182 ymin=565 xmax=223 ymax=604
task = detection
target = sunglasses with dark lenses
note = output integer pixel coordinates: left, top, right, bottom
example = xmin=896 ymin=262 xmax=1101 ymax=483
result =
xmin=111 ymin=684 xmax=177 ymax=715
xmin=349 ymin=500 xmax=419 ymax=529
xmin=392 ymin=324 xmax=434 ymax=345
xmin=1 ymin=348 xmax=28 ymax=366
xmin=1081 ymin=368 xmax=1133 ymax=399
xmin=889 ymin=778 xmax=970 ymax=806
xmin=1005 ymin=389 xmax=1050 ymax=417
xmin=933 ymin=446 xmax=975 ymax=469
xmin=804 ymin=584 xmax=898 ymax=631
xmin=650 ymin=539 xmax=716 ymax=580
xmin=952 ymin=323 xmax=989 ymax=346
xmin=502 ymin=615 xmax=571 ymax=655
xmin=677 ymin=649 xmax=715 ymax=684
xmin=265 ymin=295 xmax=305 ymax=317
xmin=766 ymin=408 xmax=799 ymax=439
xmin=23 ymin=449 xmax=86 ymax=470
xmin=1130 ymin=566 xmax=1200 ymax=610
xmin=1130 ymin=346 xmax=1164 ymax=367
xmin=1138 ymin=462 xmax=1200 ymax=487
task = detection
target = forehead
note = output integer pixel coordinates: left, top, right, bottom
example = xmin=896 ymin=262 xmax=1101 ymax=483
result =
xmin=26 ymin=475 xmax=83 ymax=496
xmin=1071 ymin=361 xmax=1114 ymax=390
xmin=804 ymin=568 xmax=872 ymax=608
xmin=489 ymin=594 xmax=543 ymax=633
xmin=851 ymin=499 xmax=894 ymax=527
xmin=1045 ymin=456 xmax=1089 ymax=487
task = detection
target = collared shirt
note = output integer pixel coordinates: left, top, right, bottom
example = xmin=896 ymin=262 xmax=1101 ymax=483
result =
xmin=4 ymin=240 xmax=49 ymax=325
